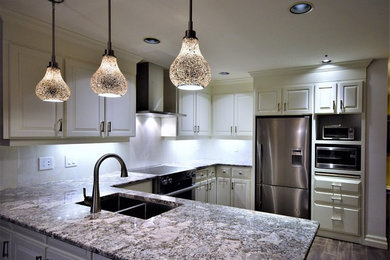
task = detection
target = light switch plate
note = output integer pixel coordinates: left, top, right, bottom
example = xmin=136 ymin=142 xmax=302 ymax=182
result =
xmin=38 ymin=156 xmax=54 ymax=171
xmin=65 ymin=155 xmax=77 ymax=168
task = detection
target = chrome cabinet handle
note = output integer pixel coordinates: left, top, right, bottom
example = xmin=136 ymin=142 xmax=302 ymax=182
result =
xmin=231 ymin=182 xmax=234 ymax=190
xmin=230 ymin=126 xmax=233 ymax=135
xmin=331 ymin=183 xmax=342 ymax=187
xmin=193 ymin=126 xmax=196 ymax=133
xmin=100 ymin=121 xmax=105 ymax=133
xmin=108 ymin=121 xmax=112 ymax=133
xmin=331 ymin=216 xmax=342 ymax=222
xmin=235 ymin=126 xmax=237 ymax=134
xmin=57 ymin=118 xmax=63 ymax=133
xmin=340 ymin=100 xmax=343 ymax=111
xmin=277 ymin=103 xmax=280 ymax=111
xmin=2 ymin=241 xmax=8 ymax=257
xmin=331 ymin=195 xmax=342 ymax=201
xmin=284 ymin=102 xmax=287 ymax=111
xmin=332 ymin=100 xmax=336 ymax=111
xmin=197 ymin=126 xmax=200 ymax=133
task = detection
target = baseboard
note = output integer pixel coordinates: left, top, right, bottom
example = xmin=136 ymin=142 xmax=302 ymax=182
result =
xmin=363 ymin=235 xmax=388 ymax=249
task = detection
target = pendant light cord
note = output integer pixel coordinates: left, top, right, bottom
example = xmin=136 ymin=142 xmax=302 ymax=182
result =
xmin=51 ymin=0 xmax=57 ymax=66
xmin=107 ymin=0 xmax=112 ymax=52
xmin=185 ymin=0 xmax=196 ymax=38
xmin=188 ymin=0 xmax=193 ymax=31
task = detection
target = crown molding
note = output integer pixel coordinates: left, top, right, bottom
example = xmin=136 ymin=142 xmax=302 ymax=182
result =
xmin=210 ymin=77 xmax=253 ymax=86
xmin=249 ymin=59 xmax=373 ymax=78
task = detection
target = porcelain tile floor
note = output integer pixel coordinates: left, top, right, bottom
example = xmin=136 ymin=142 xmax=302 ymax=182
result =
xmin=307 ymin=236 xmax=390 ymax=260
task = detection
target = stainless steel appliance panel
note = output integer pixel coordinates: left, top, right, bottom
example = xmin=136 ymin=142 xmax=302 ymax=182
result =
xmin=256 ymin=117 xmax=311 ymax=189
xmin=261 ymin=184 xmax=309 ymax=218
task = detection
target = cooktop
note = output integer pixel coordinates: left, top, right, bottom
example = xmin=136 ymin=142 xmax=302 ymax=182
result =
xmin=129 ymin=165 xmax=195 ymax=176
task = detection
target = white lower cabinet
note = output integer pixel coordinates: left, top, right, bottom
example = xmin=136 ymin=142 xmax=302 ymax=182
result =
xmin=195 ymin=167 xmax=217 ymax=204
xmin=216 ymin=166 xmax=251 ymax=209
xmin=0 ymin=221 xmax=98 ymax=260
xmin=313 ymin=174 xmax=361 ymax=237
xmin=12 ymin=234 xmax=46 ymax=260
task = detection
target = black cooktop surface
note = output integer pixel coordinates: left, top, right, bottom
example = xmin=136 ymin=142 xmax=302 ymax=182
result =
xmin=129 ymin=165 xmax=195 ymax=176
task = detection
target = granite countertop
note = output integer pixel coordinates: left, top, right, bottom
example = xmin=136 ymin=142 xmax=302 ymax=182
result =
xmin=0 ymin=166 xmax=318 ymax=260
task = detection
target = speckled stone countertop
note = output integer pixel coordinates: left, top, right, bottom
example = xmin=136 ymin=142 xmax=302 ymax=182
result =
xmin=0 ymin=169 xmax=318 ymax=260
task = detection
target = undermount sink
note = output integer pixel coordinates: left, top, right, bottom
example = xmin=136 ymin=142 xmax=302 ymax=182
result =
xmin=77 ymin=193 xmax=179 ymax=219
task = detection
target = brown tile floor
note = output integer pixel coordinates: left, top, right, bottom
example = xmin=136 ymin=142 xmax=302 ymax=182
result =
xmin=307 ymin=191 xmax=390 ymax=260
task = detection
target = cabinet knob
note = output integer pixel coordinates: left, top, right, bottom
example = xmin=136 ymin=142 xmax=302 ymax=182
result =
xmin=239 ymin=172 xmax=242 ymax=175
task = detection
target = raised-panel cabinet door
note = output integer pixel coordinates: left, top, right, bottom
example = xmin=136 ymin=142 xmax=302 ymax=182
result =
xmin=314 ymin=82 xmax=337 ymax=114
xmin=213 ymin=94 xmax=234 ymax=136
xmin=178 ymin=91 xmax=195 ymax=136
xmin=283 ymin=85 xmax=313 ymax=114
xmin=46 ymin=247 xmax=88 ymax=260
xmin=196 ymin=92 xmax=211 ymax=136
xmin=12 ymin=234 xmax=46 ymax=260
xmin=338 ymin=81 xmax=363 ymax=114
xmin=235 ymin=93 xmax=253 ymax=136
xmin=231 ymin=179 xmax=251 ymax=209
xmin=256 ymin=89 xmax=281 ymax=115
xmin=195 ymin=180 xmax=207 ymax=203
xmin=106 ymin=75 xmax=136 ymax=137
xmin=8 ymin=44 xmax=62 ymax=138
xmin=207 ymin=177 xmax=217 ymax=204
xmin=65 ymin=59 xmax=103 ymax=137
xmin=216 ymin=177 xmax=231 ymax=206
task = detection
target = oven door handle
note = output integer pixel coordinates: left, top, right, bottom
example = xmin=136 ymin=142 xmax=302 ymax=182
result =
xmin=165 ymin=184 xmax=199 ymax=197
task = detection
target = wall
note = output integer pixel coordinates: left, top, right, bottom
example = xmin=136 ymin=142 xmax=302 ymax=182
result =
xmin=0 ymin=116 xmax=252 ymax=190
xmin=365 ymin=59 xmax=388 ymax=247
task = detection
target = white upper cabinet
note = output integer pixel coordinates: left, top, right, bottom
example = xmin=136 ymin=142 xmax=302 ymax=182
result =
xmin=256 ymin=89 xmax=282 ymax=114
xmin=314 ymin=81 xmax=363 ymax=114
xmin=213 ymin=94 xmax=234 ymax=136
xmin=257 ymin=85 xmax=312 ymax=115
xmin=338 ymin=81 xmax=363 ymax=114
xmin=105 ymin=75 xmax=136 ymax=137
xmin=7 ymin=44 xmax=63 ymax=138
xmin=314 ymin=82 xmax=337 ymax=114
xmin=65 ymin=59 xmax=136 ymax=138
xmin=283 ymin=85 xmax=312 ymax=114
xmin=65 ymin=59 xmax=104 ymax=137
xmin=213 ymin=93 xmax=253 ymax=136
xmin=178 ymin=91 xmax=211 ymax=136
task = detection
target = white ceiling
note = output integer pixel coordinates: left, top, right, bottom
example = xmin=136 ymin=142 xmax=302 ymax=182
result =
xmin=0 ymin=0 xmax=388 ymax=80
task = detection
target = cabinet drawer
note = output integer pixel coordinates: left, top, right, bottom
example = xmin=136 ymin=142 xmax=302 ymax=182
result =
xmin=313 ymin=203 xmax=360 ymax=236
xmin=216 ymin=166 xmax=231 ymax=178
xmin=196 ymin=169 xmax=208 ymax=182
xmin=207 ymin=167 xmax=216 ymax=178
xmin=313 ymin=191 xmax=360 ymax=209
xmin=232 ymin=167 xmax=251 ymax=179
xmin=314 ymin=175 xmax=361 ymax=195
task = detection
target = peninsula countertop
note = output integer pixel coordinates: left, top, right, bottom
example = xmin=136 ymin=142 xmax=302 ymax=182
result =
xmin=0 ymin=170 xmax=318 ymax=259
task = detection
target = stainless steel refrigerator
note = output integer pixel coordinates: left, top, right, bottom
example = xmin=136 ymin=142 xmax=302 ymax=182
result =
xmin=255 ymin=116 xmax=311 ymax=219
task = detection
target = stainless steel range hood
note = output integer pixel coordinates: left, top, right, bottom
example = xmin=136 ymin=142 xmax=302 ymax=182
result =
xmin=136 ymin=62 xmax=184 ymax=117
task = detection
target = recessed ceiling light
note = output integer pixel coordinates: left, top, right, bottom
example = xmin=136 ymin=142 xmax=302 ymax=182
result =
xmin=290 ymin=2 xmax=313 ymax=14
xmin=219 ymin=72 xmax=230 ymax=75
xmin=322 ymin=55 xmax=332 ymax=64
xmin=144 ymin=37 xmax=160 ymax=44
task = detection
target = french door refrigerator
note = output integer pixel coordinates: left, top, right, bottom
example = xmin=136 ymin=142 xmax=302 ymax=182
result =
xmin=255 ymin=116 xmax=311 ymax=219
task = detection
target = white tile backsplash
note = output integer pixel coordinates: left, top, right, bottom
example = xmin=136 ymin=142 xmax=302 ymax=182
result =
xmin=0 ymin=117 xmax=252 ymax=190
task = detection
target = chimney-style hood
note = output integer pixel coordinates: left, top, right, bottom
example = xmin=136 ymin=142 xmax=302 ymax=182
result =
xmin=136 ymin=62 xmax=184 ymax=117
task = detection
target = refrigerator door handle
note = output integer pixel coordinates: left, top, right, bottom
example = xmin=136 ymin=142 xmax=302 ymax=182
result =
xmin=256 ymin=142 xmax=263 ymax=181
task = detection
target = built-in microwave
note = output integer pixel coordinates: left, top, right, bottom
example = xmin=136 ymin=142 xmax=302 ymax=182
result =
xmin=315 ymin=145 xmax=360 ymax=170
xmin=322 ymin=125 xmax=354 ymax=140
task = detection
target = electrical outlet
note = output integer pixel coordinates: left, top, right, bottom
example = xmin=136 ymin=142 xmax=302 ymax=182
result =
xmin=38 ymin=156 xmax=54 ymax=171
xmin=65 ymin=155 xmax=77 ymax=168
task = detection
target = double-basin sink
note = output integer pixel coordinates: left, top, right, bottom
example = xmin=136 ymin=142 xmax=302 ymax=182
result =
xmin=77 ymin=193 xmax=180 ymax=220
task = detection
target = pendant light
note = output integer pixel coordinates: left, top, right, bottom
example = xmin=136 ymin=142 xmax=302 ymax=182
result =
xmin=169 ymin=0 xmax=211 ymax=91
xmin=35 ymin=0 xmax=70 ymax=102
xmin=90 ymin=0 xmax=127 ymax=97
